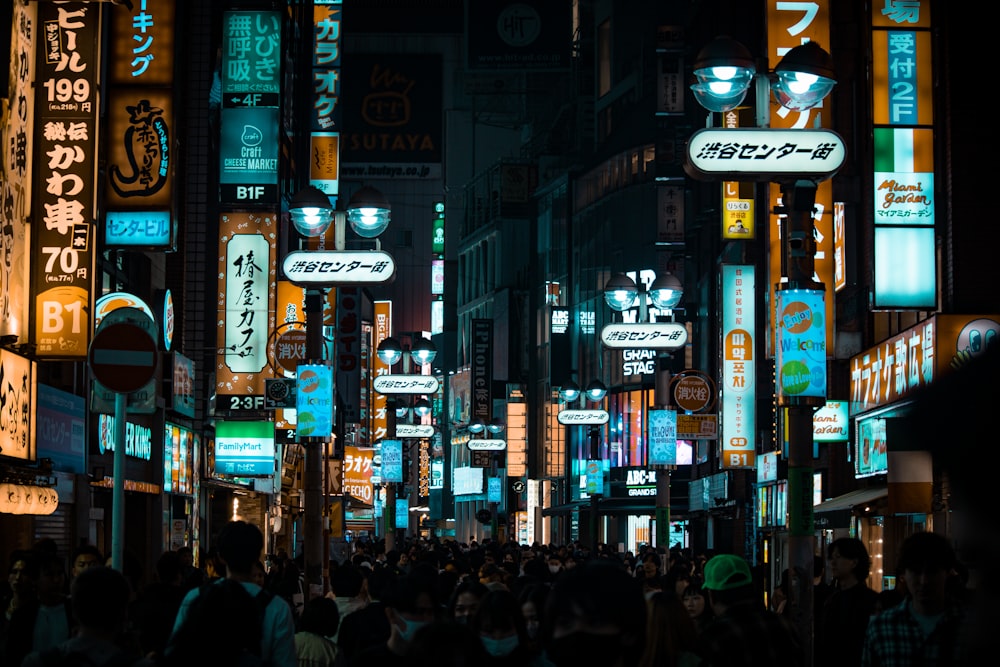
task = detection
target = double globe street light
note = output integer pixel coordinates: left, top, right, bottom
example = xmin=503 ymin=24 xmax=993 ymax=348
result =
xmin=688 ymin=36 xmax=838 ymax=667
xmin=286 ymin=184 xmax=393 ymax=599
xmin=376 ymin=334 xmax=438 ymax=547
xmin=557 ymin=378 xmax=607 ymax=555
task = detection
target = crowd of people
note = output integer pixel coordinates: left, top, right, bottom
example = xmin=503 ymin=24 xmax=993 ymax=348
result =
xmin=0 ymin=522 xmax=989 ymax=666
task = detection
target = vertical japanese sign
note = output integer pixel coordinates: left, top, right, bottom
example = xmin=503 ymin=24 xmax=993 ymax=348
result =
xmin=721 ymin=108 xmax=755 ymax=239
xmin=721 ymin=265 xmax=756 ymax=468
xmin=471 ymin=319 xmax=493 ymax=423
xmin=216 ymin=213 xmax=277 ymax=412
xmin=31 ymin=2 xmax=99 ymax=358
xmin=0 ymin=349 xmax=37 ymax=462
xmin=336 ymin=287 xmax=361 ymax=424
xmin=342 ymin=446 xmax=373 ymax=506
xmin=310 ymin=1 xmax=342 ymax=196
xmin=104 ymin=0 xmax=176 ymax=245
xmin=371 ymin=301 xmax=391 ymax=443
xmin=171 ymin=351 xmax=195 ymax=418
xmin=219 ymin=10 xmax=281 ymax=205
xmin=871 ymin=2 xmax=935 ymax=308
xmin=1 ymin=0 xmax=35 ymax=343
xmin=766 ymin=1 xmax=834 ymax=358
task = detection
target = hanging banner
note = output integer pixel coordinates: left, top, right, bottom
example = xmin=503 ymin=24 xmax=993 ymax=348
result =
xmin=775 ymin=289 xmax=827 ymax=404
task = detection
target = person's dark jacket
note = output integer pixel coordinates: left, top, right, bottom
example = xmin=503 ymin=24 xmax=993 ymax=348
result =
xmin=336 ymin=601 xmax=390 ymax=660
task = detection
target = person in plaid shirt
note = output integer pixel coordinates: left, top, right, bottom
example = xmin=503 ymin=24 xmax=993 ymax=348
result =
xmin=861 ymin=531 xmax=965 ymax=666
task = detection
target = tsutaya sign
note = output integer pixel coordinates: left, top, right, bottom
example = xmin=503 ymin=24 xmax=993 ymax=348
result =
xmin=685 ymin=128 xmax=846 ymax=182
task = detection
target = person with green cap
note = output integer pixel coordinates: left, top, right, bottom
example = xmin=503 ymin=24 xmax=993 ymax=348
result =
xmin=695 ymin=554 xmax=803 ymax=666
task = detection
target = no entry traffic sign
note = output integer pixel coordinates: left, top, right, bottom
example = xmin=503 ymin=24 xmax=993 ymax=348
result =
xmin=89 ymin=322 xmax=158 ymax=394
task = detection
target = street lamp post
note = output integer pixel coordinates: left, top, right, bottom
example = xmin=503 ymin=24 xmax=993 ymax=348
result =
xmin=288 ymin=184 xmax=393 ymax=600
xmin=688 ymin=37 xmax=838 ymax=667
xmin=602 ymin=271 xmax=685 ymax=550
xmin=375 ymin=334 xmax=438 ymax=552
xmin=557 ymin=379 xmax=608 ymax=556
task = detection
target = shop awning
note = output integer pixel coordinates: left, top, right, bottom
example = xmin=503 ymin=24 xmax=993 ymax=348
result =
xmin=814 ymin=486 xmax=887 ymax=514
xmin=541 ymin=500 xmax=586 ymax=517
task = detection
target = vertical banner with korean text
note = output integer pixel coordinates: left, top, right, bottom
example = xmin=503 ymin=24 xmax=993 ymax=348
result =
xmin=216 ymin=213 xmax=277 ymax=413
xmin=32 ymin=2 xmax=100 ymax=358
xmin=721 ymin=265 xmax=756 ymax=469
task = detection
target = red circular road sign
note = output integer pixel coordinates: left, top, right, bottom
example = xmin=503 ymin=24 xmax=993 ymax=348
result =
xmin=88 ymin=322 xmax=158 ymax=393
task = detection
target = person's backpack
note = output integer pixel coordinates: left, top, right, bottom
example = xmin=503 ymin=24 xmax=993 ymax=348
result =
xmin=163 ymin=579 xmax=275 ymax=667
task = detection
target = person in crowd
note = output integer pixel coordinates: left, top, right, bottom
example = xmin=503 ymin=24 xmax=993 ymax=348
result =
xmin=681 ymin=578 xmax=714 ymax=635
xmin=696 ymin=554 xmax=802 ymax=667
xmin=3 ymin=549 xmax=36 ymax=626
xmin=471 ymin=588 xmax=541 ymax=665
xmin=639 ymin=590 xmax=700 ymax=667
xmin=326 ymin=563 xmax=368 ymax=644
xmin=861 ymin=531 xmax=966 ymax=666
xmin=516 ymin=582 xmax=549 ymax=651
xmin=448 ymin=578 xmax=489 ymax=626
xmin=545 ymin=553 xmax=564 ymax=582
xmin=638 ymin=553 xmax=664 ymax=599
xmin=771 ymin=568 xmax=790 ymax=614
xmin=129 ymin=549 xmax=188 ymax=662
xmin=543 ymin=559 xmax=647 ymax=667
xmin=167 ymin=520 xmax=297 ymax=667
xmin=347 ymin=563 xmax=439 ymax=667
xmin=21 ymin=566 xmax=152 ymax=667
xmin=294 ymin=596 xmax=340 ymax=667
xmin=666 ymin=562 xmax=694 ymax=600
xmin=69 ymin=545 xmax=104 ymax=589
xmin=813 ymin=554 xmax=833 ymax=619
xmin=815 ymin=537 xmax=878 ymax=667
xmin=3 ymin=550 xmax=75 ymax=664
xmin=408 ymin=619 xmax=488 ymax=667
xmin=164 ymin=577 xmax=271 ymax=667
xmin=336 ymin=565 xmax=390 ymax=660
xmin=251 ymin=559 xmax=267 ymax=588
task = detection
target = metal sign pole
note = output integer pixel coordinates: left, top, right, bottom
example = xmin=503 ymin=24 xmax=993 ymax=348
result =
xmin=110 ymin=391 xmax=127 ymax=571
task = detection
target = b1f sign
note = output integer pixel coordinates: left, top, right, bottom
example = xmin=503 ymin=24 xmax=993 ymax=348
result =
xmin=775 ymin=289 xmax=826 ymax=405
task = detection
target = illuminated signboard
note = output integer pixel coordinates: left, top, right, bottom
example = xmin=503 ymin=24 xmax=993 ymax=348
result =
xmin=381 ymin=439 xmax=403 ymax=483
xmin=31 ymin=2 xmax=99 ymax=358
xmin=97 ymin=415 xmax=152 ymax=461
xmin=343 ymin=446 xmax=373 ymax=506
xmin=813 ymin=400 xmax=848 ymax=442
xmin=648 ymin=409 xmax=677 ymax=466
xmin=0 ymin=350 xmax=36 ymax=462
xmin=171 ymin=352 xmax=195 ymax=418
xmin=453 ymin=466 xmax=484 ymax=496
xmin=721 ymin=265 xmax=755 ymax=469
xmin=214 ymin=421 xmax=275 ymax=476
xmin=105 ymin=211 xmax=172 ymax=247
xmin=775 ymin=289 xmax=827 ymax=403
xmin=164 ymin=423 xmax=196 ymax=495
xmin=296 ymin=363 xmax=334 ymax=440
xmin=215 ymin=213 xmax=278 ymax=413
xmin=219 ymin=107 xmax=280 ymax=203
